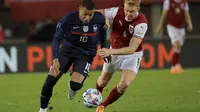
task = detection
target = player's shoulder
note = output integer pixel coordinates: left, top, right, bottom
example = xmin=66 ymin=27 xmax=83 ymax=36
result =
xmin=93 ymin=12 xmax=106 ymax=23
xmin=134 ymin=12 xmax=148 ymax=24
xmin=63 ymin=11 xmax=79 ymax=22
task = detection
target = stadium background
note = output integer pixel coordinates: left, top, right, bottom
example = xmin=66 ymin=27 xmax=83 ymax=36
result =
xmin=0 ymin=0 xmax=200 ymax=73
xmin=0 ymin=1 xmax=200 ymax=112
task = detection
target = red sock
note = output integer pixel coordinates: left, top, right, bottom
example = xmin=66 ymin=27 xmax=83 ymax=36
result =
xmin=172 ymin=52 xmax=180 ymax=67
xmin=96 ymin=83 xmax=104 ymax=93
xmin=175 ymin=52 xmax=180 ymax=65
xmin=101 ymin=86 xmax=123 ymax=107
xmin=172 ymin=52 xmax=177 ymax=67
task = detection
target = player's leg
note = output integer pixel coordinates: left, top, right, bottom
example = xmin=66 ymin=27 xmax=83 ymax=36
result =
xmin=173 ymin=28 xmax=185 ymax=73
xmin=101 ymin=70 xmax=136 ymax=105
xmin=39 ymin=54 xmax=73 ymax=112
xmin=96 ymin=72 xmax=113 ymax=93
xmin=96 ymin=62 xmax=115 ymax=93
xmin=96 ymin=55 xmax=141 ymax=112
xmin=68 ymin=59 xmax=91 ymax=100
xmin=167 ymin=25 xmax=184 ymax=73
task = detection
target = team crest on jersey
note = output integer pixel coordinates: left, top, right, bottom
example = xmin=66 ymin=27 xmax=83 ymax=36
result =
xmin=129 ymin=25 xmax=134 ymax=34
xmin=123 ymin=31 xmax=127 ymax=37
xmin=93 ymin=24 xmax=98 ymax=32
xmin=83 ymin=26 xmax=89 ymax=32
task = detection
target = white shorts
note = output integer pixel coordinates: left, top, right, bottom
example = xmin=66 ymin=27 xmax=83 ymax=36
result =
xmin=102 ymin=51 xmax=143 ymax=74
xmin=167 ymin=24 xmax=186 ymax=45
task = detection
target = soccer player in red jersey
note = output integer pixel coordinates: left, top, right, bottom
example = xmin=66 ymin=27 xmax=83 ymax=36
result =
xmin=156 ymin=0 xmax=193 ymax=74
xmin=95 ymin=0 xmax=148 ymax=112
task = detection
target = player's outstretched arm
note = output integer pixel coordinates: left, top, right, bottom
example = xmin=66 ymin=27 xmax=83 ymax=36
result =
xmin=99 ymin=18 xmax=111 ymax=63
xmin=98 ymin=23 xmax=148 ymax=57
xmin=98 ymin=37 xmax=142 ymax=57
xmin=185 ymin=3 xmax=193 ymax=32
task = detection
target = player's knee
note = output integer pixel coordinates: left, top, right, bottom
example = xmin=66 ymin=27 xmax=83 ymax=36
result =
xmin=71 ymin=72 xmax=86 ymax=83
xmin=173 ymin=41 xmax=181 ymax=48
xmin=69 ymin=80 xmax=83 ymax=91
xmin=117 ymin=83 xmax=129 ymax=93
xmin=48 ymin=66 xmax=61 ymax=78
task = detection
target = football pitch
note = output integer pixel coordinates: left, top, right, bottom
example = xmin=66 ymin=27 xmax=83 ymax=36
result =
xmin=0 ymin=69 xmax=200 ymax=112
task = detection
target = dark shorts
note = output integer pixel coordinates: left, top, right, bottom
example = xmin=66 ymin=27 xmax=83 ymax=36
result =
xmin=58 ymin=47 xmax=93 ymax=77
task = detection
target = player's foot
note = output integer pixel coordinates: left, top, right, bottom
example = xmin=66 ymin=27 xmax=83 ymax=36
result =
xmin=96 ymin=105 xmax=105 ymax=112
xmin=68 ymin=84 xmax=76 ymax=100
xmin=39 ymin=108 xmax=47 ymax=112
xmin=170 ymin=67 xmax=177 ymax=74
xmin=170 ymin=65 xmax=184 ymax=74
xmin=175 ymin=64 xmax=184 ymax=73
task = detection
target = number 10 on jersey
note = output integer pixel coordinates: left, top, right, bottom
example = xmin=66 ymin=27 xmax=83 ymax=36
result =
xmin=80 ymin=36 xmax=88 ymax=43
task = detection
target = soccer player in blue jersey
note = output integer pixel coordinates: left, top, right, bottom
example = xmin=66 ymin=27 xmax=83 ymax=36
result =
xmin=38 ymin=0 xmax=109 ymax=111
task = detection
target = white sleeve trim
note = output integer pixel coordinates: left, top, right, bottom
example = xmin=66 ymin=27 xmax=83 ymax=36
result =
xmin=104 ymin=7 xmax=119 ymax=20
xmin=133 ymin=23 xmax=148 ymax=39
xmin=185 ymin=2 xmax=189 ymax=11
xmin=163 ymin=0 xmax=170 ymax=10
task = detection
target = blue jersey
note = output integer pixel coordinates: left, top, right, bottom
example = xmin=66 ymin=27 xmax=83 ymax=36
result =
xmin=52 ymin=11 xmax=107 ymax=60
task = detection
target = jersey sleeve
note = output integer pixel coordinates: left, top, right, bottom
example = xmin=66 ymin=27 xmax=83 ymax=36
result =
xmin=133 ymin=23 xmax=148 ymax=39
xmin=52 ymin=15 xmax=69 ymax=59
xmin=185 ymin=2 xmax=189 ymax=11
xmin=163 ymin=0 xmax=170 ymax=10
xmin=104 ymin=7 xmax=119 ymax=20
xmin=99 ymin=17 xmax=107 ymax=48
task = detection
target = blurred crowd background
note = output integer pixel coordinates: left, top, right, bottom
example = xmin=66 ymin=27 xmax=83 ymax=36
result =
xmin=0 ymin=0 xmax=200 ymax=44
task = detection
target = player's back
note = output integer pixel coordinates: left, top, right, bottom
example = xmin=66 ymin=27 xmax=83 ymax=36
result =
xmin=61 ymin=11 xmax=105 ymax=58
xmin=111 ymin=7 xmax=147 ymax=52
xmin=166 ymin=0 xmax=188 ymax=28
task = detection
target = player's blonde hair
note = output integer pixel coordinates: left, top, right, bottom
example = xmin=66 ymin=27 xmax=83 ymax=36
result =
xmin=125 ymin=0 xmax=141 ymax=7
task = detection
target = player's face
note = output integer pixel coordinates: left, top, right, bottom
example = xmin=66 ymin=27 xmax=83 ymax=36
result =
xmin=79 ymin=7 xmax=95 ymax=24
xmin=124 ymin=3 xmax=139 ymax=21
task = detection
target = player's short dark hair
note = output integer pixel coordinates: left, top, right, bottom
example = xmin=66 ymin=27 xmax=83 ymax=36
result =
xmin=81 ymin=0 xmax=95 ymax=10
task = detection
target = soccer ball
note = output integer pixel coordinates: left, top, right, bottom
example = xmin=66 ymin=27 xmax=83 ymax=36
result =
xmin=82 ymin=88 xmax=102 ymax=108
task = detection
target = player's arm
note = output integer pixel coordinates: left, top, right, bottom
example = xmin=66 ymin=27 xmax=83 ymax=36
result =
xmin=110 ymin=23 xmax=148 ymax=55
xmin=52 ymin=15 xmax=69 ymax=60
xmin=98 ymin=23 xmax=148 ymax=57
xmin=96 ymin=7 xmax=118 ymax=20
xmin=99 ymin=25 xmax=107 ymax=48
xmin=99 ymin=18 xmax=112 ymax=63
xmin=156 ymin=0 xmax=169 ymax=34
xmin=96 ymin=7 xmax=119 ymax=29
xmin=184 ymin=2 xmax=193 ymax=32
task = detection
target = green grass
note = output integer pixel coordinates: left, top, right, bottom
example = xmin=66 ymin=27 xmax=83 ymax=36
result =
xmin=0 ymin=69 xmax=200 ymax=112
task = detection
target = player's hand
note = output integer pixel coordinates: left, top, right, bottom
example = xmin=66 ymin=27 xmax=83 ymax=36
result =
xmin=52 ymin=58 xmax=60 ymax=73
xmin=97 ymin=48 xmax=111 ymax=58
xmin=103 ymin=18 xmax=110 ymax=30
xmin=187 ymin=24 xmax=193 ymax=32
xmin=104 ymin=55 xmax=111 ymax=63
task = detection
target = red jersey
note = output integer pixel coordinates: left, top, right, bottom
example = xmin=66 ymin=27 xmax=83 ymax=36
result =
xmin=104 ymin=7 xmax=148 ymax=52
xmin=163 ymin=0 xmax=189 ymax=28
